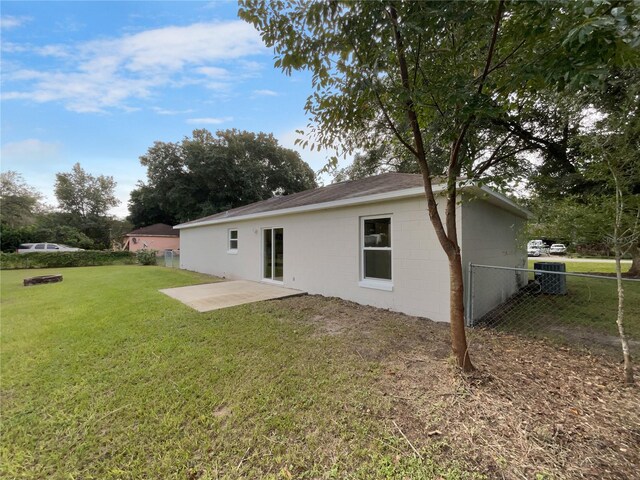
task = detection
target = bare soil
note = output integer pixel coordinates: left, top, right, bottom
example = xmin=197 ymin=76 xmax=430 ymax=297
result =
xmin=277 ymin=295 xmax=640 ymax=480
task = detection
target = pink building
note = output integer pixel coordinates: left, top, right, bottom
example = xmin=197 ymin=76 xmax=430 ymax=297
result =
xmin=124 ymin=223 xmax=179 ymax=252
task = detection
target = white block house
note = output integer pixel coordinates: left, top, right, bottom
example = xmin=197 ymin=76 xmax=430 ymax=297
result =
xmin=175 ymin=173 xmax=529 ymax=323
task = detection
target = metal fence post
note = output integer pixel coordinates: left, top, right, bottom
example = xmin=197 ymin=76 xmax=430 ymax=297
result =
xmin=466 ymin=262 xmax=474 ymax=327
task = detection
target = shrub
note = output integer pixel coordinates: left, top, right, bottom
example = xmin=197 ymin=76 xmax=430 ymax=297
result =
xmin=0 ymin=223 xmax=95 ymax=252
xmin=136 ymin=249 xmax=158 ymax=266
xmin=0 ymin=251 xmax=136 ymax=270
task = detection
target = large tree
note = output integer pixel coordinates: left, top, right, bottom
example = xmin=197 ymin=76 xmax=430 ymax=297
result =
xmin=240 ymin=0 xmax=638 ymax=371
xmin=55 ymin=163 xmax=119 ymax=219
xmin=54 ymin=163 xmax=120 ymax=247
xmin=128 ymin=129 xmax=317 ymax=227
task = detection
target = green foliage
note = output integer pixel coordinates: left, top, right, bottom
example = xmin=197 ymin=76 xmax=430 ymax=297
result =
xmin=55 ymin=163 xmax=119 ymax=218
xmin=0 ymin=171 xmax=44 ymax=228
xmin=135 ymin=249 xmax=158 ymax=266
xmin=0 ymin=225 xmax=38 ymax=252
xmin=0 ymin=223 xmax=95 ymax=252
xmin=0 ymin=251 xmax=136 ymax=270
xmin=128 ymin=129 xmax=317 ymax=227
xmin=240 ymin=1 xmax=638 ymax=186
xmin=527 ymin=68 xmax=640 ymax=261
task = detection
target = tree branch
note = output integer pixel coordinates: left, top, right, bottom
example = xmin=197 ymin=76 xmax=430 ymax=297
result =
xmin=475 ymin=0 xmax=506 ymax=95
xmin=472 ymin=146 xmax=532 ymax=177
xmin=446 ymin=0 xmax=505 ymax=239
xmin=473 ymin=38 xmax=526 ymax=84
xmin=386 ymin=5 xmax=454 ymax=256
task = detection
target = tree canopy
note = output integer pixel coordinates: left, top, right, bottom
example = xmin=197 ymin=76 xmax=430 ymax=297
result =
xmin=55 ymin=163 xmax=120 ymax=219
xmin=128 ymin=129 xmax=317 ymax=227
xmin=53 ymin=163 xmax=121 ymax=248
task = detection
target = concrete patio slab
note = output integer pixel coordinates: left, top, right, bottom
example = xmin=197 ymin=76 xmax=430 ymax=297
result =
xmin=160 ymin=280 xmax=305 ymax=312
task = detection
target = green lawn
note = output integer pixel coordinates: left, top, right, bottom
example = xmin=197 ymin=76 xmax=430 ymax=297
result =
xmin=1 ymin=266 xmax=478 ymax=480
xmin=527 ymin=258 xmax=632 ymax=274
xmin=505 ymin=259 xmax=640 ymax=341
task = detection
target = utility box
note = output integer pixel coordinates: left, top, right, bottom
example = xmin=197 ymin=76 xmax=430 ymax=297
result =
xmin=534 ymin=262 xmax=567 ymax=295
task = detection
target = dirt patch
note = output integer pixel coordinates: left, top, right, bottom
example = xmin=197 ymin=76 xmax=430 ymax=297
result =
xmin=545 ymin=324 xmax=640 ymax=354
xmin=274 ymin=295 xmax=640 ymax=479
xmin=212 ymin=406 xmax=231 ymax=418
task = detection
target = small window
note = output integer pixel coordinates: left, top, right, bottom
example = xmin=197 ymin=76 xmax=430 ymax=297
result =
xmin=35 ymin=244 xmax=45 ymax=250
xmin=361 ymin=216 xmax=392 ymax=287
xmin=47 ymin=244 xmax=59 ymax=250
xmin=228 ymin=229 xmax=238 ymax=252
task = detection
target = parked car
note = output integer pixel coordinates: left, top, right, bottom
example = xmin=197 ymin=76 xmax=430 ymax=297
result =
xmin=527 ymin=246 xmax=542 ymax=257
xmin=17 ymin=243 xmax=84 ymax=253
xmin=527 ymin=239 xmax=545 ymax=249
xmin=549 ymin=243 xmax=567 ymax=255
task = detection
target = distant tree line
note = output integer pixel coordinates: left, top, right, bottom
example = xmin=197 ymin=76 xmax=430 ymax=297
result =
xmin=0 ymin=165 xmax=128 ymax=252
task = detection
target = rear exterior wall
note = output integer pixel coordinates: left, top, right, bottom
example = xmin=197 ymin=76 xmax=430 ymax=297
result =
xmin=179 ymin=197 xmax=456 ymax=322
xmin=179 ymin=196 xmax=525 ymax=323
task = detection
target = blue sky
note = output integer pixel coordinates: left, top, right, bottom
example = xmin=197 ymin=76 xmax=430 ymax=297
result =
xmin=1 ymin=1 xmax=338 ymax=217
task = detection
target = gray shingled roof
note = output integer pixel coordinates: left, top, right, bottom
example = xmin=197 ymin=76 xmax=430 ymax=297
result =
xmin=127 ymin=223 xmax=179 ymax=236
xmin=178 ymin=173 xmax=426 ymax=227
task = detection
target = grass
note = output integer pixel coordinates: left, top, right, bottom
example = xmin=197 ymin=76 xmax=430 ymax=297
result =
xmin=527 ymin=258 xmax=633 ymax=274
xmin=1 ymin=266 xmax=480 ymax=480
xmin=508 ymin=259 xmax=640 ymax=340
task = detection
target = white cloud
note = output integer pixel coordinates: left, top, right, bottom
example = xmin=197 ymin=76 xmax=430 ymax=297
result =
xmin=197 ymin=66 xmax=231 ymax=79
xmin=153 ymin=107 xmax=195 ymax=115
xmin=0 ymin=139 xmax=62 ymax=163
xmin=1 ymin=42 xmax=28 ymax=53
xmin=1 ymin=15 xmax=31 ymax=30
xmin=2 ymin=21 xmax=267 ymax=113
xmin=253 ymin=89 xmax=278 ymax=97
xmin=186 ymin=117 xmax=233 ymax=125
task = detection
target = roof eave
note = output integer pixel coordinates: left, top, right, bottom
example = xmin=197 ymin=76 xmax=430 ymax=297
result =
xmin=175 ymin=185 xmax=437 ymax=229
xmin=470 ymin=185 xmax=532 ymax=219
xmin=175 ymin=181 xmax=530 ymax=230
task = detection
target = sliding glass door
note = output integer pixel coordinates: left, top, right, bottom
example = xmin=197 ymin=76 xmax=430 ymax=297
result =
xmin=263 ymin=228 xmax=284 ymax=282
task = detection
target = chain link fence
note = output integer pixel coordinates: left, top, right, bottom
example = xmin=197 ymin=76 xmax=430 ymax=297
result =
xmin=163 ymin=249 xmax=180 ymax=268
xmin=467 ymin=263 xmax=640 ymax=358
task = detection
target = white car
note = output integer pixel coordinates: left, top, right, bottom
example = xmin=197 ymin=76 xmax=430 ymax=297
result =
xmin=527 ymin=246 xmax=542 ymax=257
xmin=17 ymin=243 xmax=84 ymax=253
xmin=549 ymin=243 xmax=567 ymax=255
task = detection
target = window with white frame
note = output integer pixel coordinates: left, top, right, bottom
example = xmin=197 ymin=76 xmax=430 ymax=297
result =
xmin=361 ymin=216 xmax=392 ymax=283
xmin=228 ymin=229 xmax=238 ymax=252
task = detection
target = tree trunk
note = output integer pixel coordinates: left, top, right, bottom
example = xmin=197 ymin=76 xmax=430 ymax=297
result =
xmin=448 ymin=251 xmax=474 ymax=372
xmin=615 ymin=253 xmax=635 ymax=385
xmin=627 ymin=242 xmax=640 ymax=277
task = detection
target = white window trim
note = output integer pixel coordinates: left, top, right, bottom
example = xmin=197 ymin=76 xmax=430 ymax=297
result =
xmin=359 ymin=278 xmax=394 ymax=291
xmin=360 ymin=215 xmax=393 ymax=291
xmin=227 ymin=228 xmax=238 ymax=254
